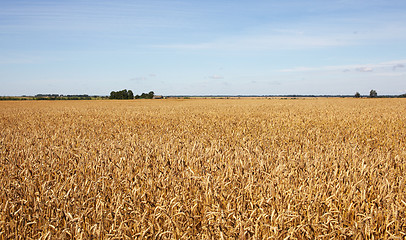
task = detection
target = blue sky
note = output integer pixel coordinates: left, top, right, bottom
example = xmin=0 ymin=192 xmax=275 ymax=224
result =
xmin=1 ymin=0 xmax=406 ymax=96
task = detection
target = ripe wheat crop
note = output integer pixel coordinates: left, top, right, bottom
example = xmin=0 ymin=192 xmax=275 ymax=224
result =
xmin=1 ymin=98 xmax=405 ymax=239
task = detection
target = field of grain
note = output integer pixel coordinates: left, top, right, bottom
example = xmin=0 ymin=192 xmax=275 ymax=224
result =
xmin=1 ymin=98 xmax=405 ymax=239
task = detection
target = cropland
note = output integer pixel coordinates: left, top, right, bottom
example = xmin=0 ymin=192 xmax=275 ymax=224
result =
xmin=1 ymin=98 xmax=405 ymax=239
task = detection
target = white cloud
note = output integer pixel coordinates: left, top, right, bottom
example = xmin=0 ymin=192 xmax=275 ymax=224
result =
xmin=130 ymin=76 xmax=147 ymax=81
xmin=393 ymin=64 xmax=405 ymax=71
xmin=0 ymin=54 xmax=45 ymax=65
xmin=374 ymin=72 xmax=406 ymax=77
xmin=208 ymin=75 xmax=224 ymax=79
xmin=280 ymin=60 xmax=406 ymax=73
xmin=130 ymin=74 xmax=157 ymax=81
xmin=154 ymin=33 xmax=350 ymax=51
xmin=356 ymin=67 xmax=373 ymax=72
xmin=153 ymin=17 xmax=406 ymax=52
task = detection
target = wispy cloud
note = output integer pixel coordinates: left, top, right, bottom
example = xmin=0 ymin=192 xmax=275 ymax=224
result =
xmin=0 ymin=54 xmax=48 ymax=65
xmin=208 ymin=74 xmax=224 ymax=79
xmin=154 ymin=32 xmax=352 ymax=51
xmin=393 ymin=64 xmax=405 ymax=71
xmin=130 ymin=73 xmax=158 ymax=82
xmin=280 ymin=60 xmax=406 ymax=73
xmin=355 ymin=67 xmax=373 ymax=72
xmin=0 ymin=1 xmax=194 ymax=35
xmin=153 ymin=18 xmax=406 ymax=51
xmin=130 ymin=77 xmax=147 ymax=81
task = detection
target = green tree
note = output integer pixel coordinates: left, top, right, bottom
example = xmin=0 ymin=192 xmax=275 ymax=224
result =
xmin=148 ymin=91 xmax=154 ymax=99
xmin=110 ymin=89 xmax=135 ymax=99
xmin=354 ymin=92 xmax=361 ymax=98
xmin=369 ymin=89 xmax=377 ymax=98
xmin=109 ymin=91 xmax=117 ymax=99
xmin=132 ymin=91 xmax=156 ymax=99
xmin=128 ymin=90 xmax=134 ymax=99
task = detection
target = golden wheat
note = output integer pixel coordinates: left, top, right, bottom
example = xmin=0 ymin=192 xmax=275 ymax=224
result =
xmin=0 ymin=98 xmax=405 ymax=239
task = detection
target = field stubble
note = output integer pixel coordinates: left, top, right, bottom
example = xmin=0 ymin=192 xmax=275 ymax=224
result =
xmin=0 ymin=98 xmax=405 ymax=239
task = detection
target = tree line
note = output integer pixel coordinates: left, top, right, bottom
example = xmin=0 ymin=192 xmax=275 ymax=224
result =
xmin=109 ymin=89 xmax=155 ymax=99
xmin=109 ymin=89 xmax=134 ymax=99
xmin=33 ymin=94 xmax=92 ymax=100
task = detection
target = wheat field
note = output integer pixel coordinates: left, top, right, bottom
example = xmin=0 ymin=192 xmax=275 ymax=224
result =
xmin=0 ymin=98 xmax=405 ymax=239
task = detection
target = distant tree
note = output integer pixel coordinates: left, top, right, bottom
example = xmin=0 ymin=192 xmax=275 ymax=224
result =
xmin=148 ymin=91 xmax=154 ymax=99
xmin=354 ymin=92 xmax=361 ymax=98
xmin=369 ymin=89 xmax=378 ymax=98
xmin=110 ymin=89 xmax=134 ymax=99
xmin=109 ymin=91 xmax=116 ymax=99
xmin=128 ymin=90 xmax=134 ymax=99
xmin=118 ymin=89 xmax=127 ymax=99
xmin=132 ymin=91 xmax=156 ymax=99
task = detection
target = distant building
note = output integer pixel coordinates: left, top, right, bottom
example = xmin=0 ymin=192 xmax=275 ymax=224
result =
xmin=153 ymin=95 xmax=164 ymax=99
